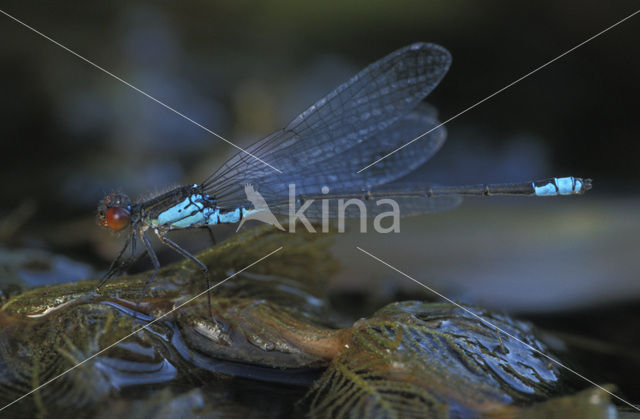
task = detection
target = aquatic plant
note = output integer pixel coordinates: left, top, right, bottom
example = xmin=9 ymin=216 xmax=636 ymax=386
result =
xmin=0 ymin=226 xmax=617 ymax=417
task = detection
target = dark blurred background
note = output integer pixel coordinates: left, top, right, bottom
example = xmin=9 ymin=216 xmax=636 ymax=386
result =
xmin=2 ymin=1 xmax=639 ymax=216
xmin=1 ymin=0 xmax=640 ymax=394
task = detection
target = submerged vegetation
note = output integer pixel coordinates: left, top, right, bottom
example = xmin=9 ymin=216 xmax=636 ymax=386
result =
xmin=0 ymin=226 xmax=620 ymax=417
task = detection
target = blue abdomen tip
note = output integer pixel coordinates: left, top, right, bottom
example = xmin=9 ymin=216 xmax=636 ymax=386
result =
xmin=533 ymin=177 xmax=587 ymax=196
xmin=533 ymin=181 xmax=558 ymax=196
xmin=556 ymin=177 xmax=576 ymax=195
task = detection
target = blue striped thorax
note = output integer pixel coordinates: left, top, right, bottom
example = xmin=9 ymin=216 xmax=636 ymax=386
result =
xmin=151 ymin=193 xmax=214 ymax=228
xmin=142 ymin=184 xmax=260 ymax=230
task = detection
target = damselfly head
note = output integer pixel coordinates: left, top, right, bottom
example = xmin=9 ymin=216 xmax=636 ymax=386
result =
xmin=98 ymin=193 xmax=132 ymax=231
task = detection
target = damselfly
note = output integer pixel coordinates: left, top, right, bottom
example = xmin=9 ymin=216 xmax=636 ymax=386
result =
xmin=97 ymin=43 xmax=591 ymax=288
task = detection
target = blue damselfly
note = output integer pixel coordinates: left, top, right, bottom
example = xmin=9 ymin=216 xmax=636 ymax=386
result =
xmin=97 ymin=43 xmax=591 ymax=289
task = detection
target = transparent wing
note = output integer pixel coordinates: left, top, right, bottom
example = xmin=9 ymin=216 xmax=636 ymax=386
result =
xmin=213 ymin=103 xmax=447 ymax=209
xmin=202 ymin=43 xmax=451 ymax=201
xmin=269 ymin=194 xmax=462 ymax=221
xmin=244 ymin=182 xmax=463 ymax=221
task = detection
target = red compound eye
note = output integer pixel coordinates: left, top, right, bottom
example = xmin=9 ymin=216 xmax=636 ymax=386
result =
xmin=105 ymin=207 xmax=130 ymax=231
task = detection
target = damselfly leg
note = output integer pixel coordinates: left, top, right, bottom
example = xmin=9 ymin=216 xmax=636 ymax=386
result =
xmin=97 ymin=230 xmax=139 ymax=289
xmin=155 ymin=232 xmax=214 ymax=321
